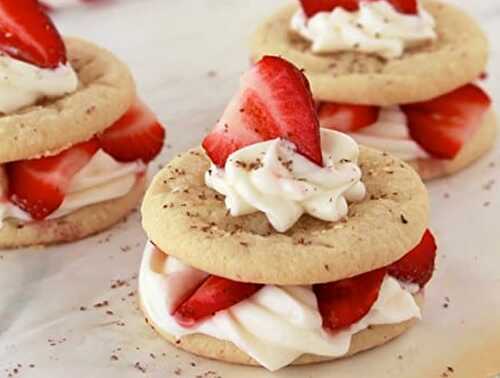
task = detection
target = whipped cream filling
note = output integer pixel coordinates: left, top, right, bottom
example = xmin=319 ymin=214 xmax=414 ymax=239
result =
xmin=0 ymin=55 xmax=78 ymax=114
xmin=291 ymin=0 xmax=436 ymax=59
xmin=0 ymin=150 xmax=145 ymax=228
xmin=139 ymin=243 xmax=422 ymax=371
xmin=205 ymin=129 xmax=366 ymax=232
xmin=347 ymin=106 xmax=429 ymax=160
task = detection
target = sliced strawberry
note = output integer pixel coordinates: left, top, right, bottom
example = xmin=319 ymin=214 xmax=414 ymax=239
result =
xmin=318 ymin=102 xmax=379 ymax=132
xmin=313 ymin=268 xmax=386 ymax=331
xmin=0 ymin=0 xmax=66 ymax=68
xmin=402 ymin=84 xmax=491 ymax=159
xmin=6 ymin=139 xmax=100 ymax=220
xmin=99 ymin=100 xmax=165 ymax=163
xmin=173 ymin=276 xmax=263 ymax=327
xmin=385 ymin=0 xmax=418 ymax=14
xmin=202 ymin=56 xmax=322 ymax=167
xmin=299 ymin=0 xmax=417 ymax=17
xmin=299 ymin=0 xmax=358 ymax=17
xmin=388 ymin=229 xmax=437 ymax=287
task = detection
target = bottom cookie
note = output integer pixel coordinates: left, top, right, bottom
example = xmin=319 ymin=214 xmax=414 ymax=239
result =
xmin=140 ymin=293 xmax=423 ymax=368
xmin=404 ymin=110 xmax=495 ymax=181
xmin=0 ymin=176 xmax=146 ymax=249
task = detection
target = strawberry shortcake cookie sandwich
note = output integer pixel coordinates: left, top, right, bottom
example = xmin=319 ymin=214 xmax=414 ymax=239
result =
xmin=139 ymin=57 xmax=436 ymax=371
xmin=250 ymin=0 xmax=496 ymax=180
xmin=0 ymin=0 xmax=165 ymax=248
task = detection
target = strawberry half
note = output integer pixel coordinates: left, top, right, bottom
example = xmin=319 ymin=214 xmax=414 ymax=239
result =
xmin=313 ymin=268 xmax=386 ymax=331
xmin=388 ymin=229 xmax=437 ymax=287
xmin=318 ymin=102 xmax=380 ymax=132
xmin=0 ymin=0 xmax=67 ymax=68
xmin=173 ymin=276 xmax=263 ymax=327
xmin=202 ymin=56 xmax=322 ymax=167
xmin=299 ymin=0 xmax=417 ymax=18
xmin=99 ymin=100 xmax=165 ymax=163
xmin=6 ymin=139 xmax=100 ymax=220
xmin=402 ymin=84 xmax=491 ymax=159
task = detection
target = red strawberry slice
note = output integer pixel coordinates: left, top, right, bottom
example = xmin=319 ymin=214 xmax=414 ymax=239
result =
xmin=173 ymin=276 xmax=263 ymax=327
xmin=299 ymin=0 xmax=417 ymax=18
xmin=0 ymin=0 xmax=67 ymax=68
xmin=401 ymin=84 xmax=491 ymax=159
xmin=99 ymin=100 xmax=165 ymax=163
xmin=387 ymin=0 xmax=418 ymax=14
xmin=202 ymin=56 xmax=322 ymax=167
xmin=6 ymin=139 xmax=100 ymax=220
xmin=318 ymin=102 xmax=380 ymax=132
xmin=313 ymin=268 xmax=386 ymax=331
xmin=299 ymin=0 xmax=359 ymax=17
xmin=388 ymin=229 xmax=437 ymax=287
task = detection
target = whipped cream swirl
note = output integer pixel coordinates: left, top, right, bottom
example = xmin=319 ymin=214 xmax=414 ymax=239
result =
xmin=0 ymin=150 xmax=145 ymax=228
xmin=139 ymin=243 xmax=422 ymax=371
xmin=205 ymin=129 xmax=366 ymax=232
xmin=291 ymin=0 xmax=436 ymax=59
xmin=0 ymin=55 xmax=78 ymax=114
xmin=347 ymin=106 xmax=429 ymax=160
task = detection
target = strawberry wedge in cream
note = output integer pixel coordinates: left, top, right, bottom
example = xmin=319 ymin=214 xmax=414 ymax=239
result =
xmin=318 ymin=83 xmax=493 ymax=169
xmin=139 ymin=56 xmax=435 ymax=371
xmin=292 ymin=0 xmax=436 ymax=59
xmin=141 ymin=229 xmax=436 ymax=371
xmin=285 ymin=0 xmax=496 ymax=179
xmin=0 ymin=101 xmax=164 ymax=227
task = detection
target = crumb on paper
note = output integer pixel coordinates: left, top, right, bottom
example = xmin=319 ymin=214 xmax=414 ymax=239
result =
xmin=482 ymin=179 xmax=495 ymax=191
xmin=134 ymin=362 xmax=146 ymax=373
xmin=93 ymin=300 xmax=109 ymax=308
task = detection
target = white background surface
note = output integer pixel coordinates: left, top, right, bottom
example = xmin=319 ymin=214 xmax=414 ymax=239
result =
xmin=1 ymin=0 xmax=500 ymax=377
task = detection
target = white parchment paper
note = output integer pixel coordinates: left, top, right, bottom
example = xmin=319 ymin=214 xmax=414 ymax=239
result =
xmin=1 ymin=0 xmax=499 ymax=377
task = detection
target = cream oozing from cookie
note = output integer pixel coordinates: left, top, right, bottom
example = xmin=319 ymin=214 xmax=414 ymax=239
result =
xmin=342 ymin=106 xmax=429 ymax=161
xmin=0 ymin=150 xmax=144 ymax=227
xmin=139 ymin=243 xmax=422 ymax=371
xmin=0 ymin=55 xmax=78 ymax=114
xmin=290 ymin=1 xmax=436 ymax=59
xmin=205 ymin=129 xmax=366 ymax=232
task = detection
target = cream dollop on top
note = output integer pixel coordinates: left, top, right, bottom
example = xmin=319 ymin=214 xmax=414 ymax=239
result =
xmin=0 ymin=55 xmax=78 ymax=114
xmin=291 ymin=0 xmax=436 ymax=59
xmin=346 ymin=106 xmax=429 ymax=160
xmin=205 ymin=129 xmax=366 ymax=232
xmin=0 ymin=150 xmax=145 ymax=227
xmin=139 ymin=243 xmax=422 ymax=371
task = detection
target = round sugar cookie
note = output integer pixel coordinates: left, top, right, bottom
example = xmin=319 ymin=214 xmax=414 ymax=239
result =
xmin=0 ymin=37 xmax=136 ymax=164
xmin=408 ymin=110 xmax=497 ymax=180
xmin=0 ymin=176 xmax=146 ymax=249
xmin=140 ymin=292 xmax=423 ymax=367
xmin=250 ymin=0 xmax=488 ymax=106
xmin=142 ymin=147 xmax=429 ymax=285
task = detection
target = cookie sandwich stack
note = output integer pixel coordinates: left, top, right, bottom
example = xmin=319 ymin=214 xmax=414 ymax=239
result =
xmin=251 ymin=0 xmax=495 ymax=180
xmin=139 ymin=56 xmax=437 ymax=371
xmin=0 ymin=0 xmax=165 ymax=248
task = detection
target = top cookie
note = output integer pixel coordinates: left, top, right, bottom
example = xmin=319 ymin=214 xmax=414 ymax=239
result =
xmin=250 ymin=0 xmax=488 ymax=106
xmin=0 ymin=37 xmax=136 ymax=164
xmin=142 ymin=147 xmax=429 ymax=286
